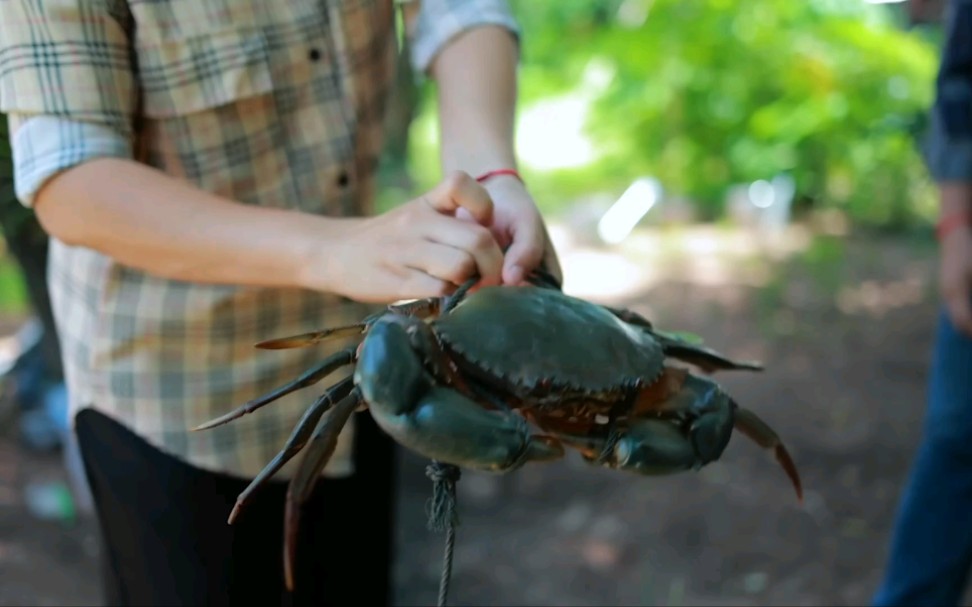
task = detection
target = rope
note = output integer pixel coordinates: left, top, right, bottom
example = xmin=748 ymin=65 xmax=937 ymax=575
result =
xmin=594 ymin=408 xmax=624 ymax=466
xmin=426 ymin=272 xmax=516 ymax=605
xmin=443 ymin=277 xmax=477 ymax=313
xmin=595 ymin=429 xmax=621 ymax=465
xmin=425 ymin=460 xmax=461 ymax=607
xmin=436 ymin=521 xmax=457 ymax=607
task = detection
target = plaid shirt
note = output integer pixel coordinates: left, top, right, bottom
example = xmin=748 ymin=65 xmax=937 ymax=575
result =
xmin=0 ymin=0 xmax=519 ymax=480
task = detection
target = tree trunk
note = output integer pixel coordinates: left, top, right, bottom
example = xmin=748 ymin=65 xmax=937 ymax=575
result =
xmin=381 ymin=31 xmax=420 ymax=189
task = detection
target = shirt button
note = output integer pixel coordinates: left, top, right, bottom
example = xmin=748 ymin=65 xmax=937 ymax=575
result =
xmin=336 ymin=171 xmax=350 ymax=187
xmin=309 ymin=48 xmax=322 ymax=62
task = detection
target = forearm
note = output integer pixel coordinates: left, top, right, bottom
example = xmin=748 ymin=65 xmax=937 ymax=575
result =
xmin=430 ymin=24 xmax=519 ymax=176
xmin=33 ymin=157 xmax=348 ymax=290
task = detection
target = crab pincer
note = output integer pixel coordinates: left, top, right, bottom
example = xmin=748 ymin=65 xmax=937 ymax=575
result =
xmin=355 ymin=314 xmax=564 ymax=472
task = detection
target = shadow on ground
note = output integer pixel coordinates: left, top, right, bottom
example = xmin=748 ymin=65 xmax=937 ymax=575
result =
xmin=0 ymin=228 xmax=964 ymax=606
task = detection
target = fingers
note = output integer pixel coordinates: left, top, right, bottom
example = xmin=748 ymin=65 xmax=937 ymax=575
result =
xmin=424 ymin=171 xmax=495 ymax=225
xmin=502 ymin=217 xmax=562 ymax=287
xmin=398 ymin=269 xmax=457 ymax=300
xmin=341 ymin=268 xmax=454 ymax=304
xmin=502 ymin=219 xmax=543 ymax=286
xmin=469 ymin=176 xmax=561 ymax=286
xmin=399 ymin=240 xmax=482 ymax=288
xmin=420 ymin=214 xmax=504 ymax=286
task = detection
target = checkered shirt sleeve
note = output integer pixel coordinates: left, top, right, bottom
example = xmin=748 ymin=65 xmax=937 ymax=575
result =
xmin=408 ymin=0 xmax=521 ymax=73
xmin=0 ymin=1 xmax=138 ymax=130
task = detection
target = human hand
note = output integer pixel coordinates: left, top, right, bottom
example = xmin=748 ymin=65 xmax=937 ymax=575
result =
xmin=464 ymin=174 xmax=563 ymax=287
xmin=940 ymin=222 xmax=972 ymax=336
xmin=312 ymin=172 xmax=505 ymax=303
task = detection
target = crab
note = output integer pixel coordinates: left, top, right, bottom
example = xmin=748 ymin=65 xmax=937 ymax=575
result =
xmin=194 ymin=268 xmax=802 ymax=593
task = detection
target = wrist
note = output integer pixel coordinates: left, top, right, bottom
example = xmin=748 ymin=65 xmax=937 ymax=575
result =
xmin=290 ymin=215 xmax=359 ymax=295
xmin=475 ymin=168 xmax=523 ymax=185
xmin=940 ymin=182 xmax=972 ymax=216
xmin=938 ymin=210 xmax=971 ymax=243
xmin=476 ymin=169 xmax=528 ymax=202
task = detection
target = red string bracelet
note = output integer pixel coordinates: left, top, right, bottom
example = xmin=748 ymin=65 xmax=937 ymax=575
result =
xmin=937 ymin=211 xmax=970 ymax=241
xmin=475 ymin=168 xmax=523 ymax=184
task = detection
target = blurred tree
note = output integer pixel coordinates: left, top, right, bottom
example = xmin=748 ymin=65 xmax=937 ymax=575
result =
xmin=378 ymin=6 xmax=420 ymax=191
xmin=502 ymin=0 xmax=940 ymax=228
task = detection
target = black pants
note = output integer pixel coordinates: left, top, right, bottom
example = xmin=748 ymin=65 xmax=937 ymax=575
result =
xmin=75 ymin=408 xmax=397 ymax=607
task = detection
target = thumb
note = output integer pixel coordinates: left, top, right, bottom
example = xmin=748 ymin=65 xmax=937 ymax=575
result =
xmin=424 ymin=171 xmax=494 ymax=226
xmin=502 ymin=219 xmax=545 ymax=285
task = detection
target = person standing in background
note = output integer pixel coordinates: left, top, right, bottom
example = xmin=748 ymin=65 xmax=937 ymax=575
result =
xmin=873 ymin=1 xmax=972 ymax=605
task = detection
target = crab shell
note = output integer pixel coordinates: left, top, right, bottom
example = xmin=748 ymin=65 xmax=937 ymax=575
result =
xmin=432 ymin=285 xmax=666 ymax=408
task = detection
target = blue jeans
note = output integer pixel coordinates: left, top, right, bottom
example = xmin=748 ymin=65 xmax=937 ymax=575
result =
xmin=873 ymin=310 xmax=972 ymax=607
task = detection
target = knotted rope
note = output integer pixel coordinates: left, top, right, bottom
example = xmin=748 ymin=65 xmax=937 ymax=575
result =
xmin=420 ymin=267 xmax=560 ymax=607
xmin=425 ymin=460 xmax=461 ymax=607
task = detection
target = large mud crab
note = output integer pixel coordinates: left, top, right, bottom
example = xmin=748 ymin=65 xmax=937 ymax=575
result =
xmin=195 ymin=267 xmax=802 ymax=603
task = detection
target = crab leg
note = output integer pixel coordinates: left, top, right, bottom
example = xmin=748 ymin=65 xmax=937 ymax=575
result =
xmin=192 ymin=348 xmax=356 ymax=431
xmin=655 ymin=334 xmax=763 ymax=373
xmin=602 ymin=304 xmax=656 ymax=329
xmin=256 ymin=324 xmax=371 ymax=350
xmin=256 ymin=298 xmax=441 ymax=350
xmin=283 ymin=387 xmax=363 ymax=591
xmin=732 ymin=404 xmax=803 ymax=503
xmin=524 ymin=265 xmax=562 ymax=290
xmin=601 ymin=304 xmax=762 ymax=373
xmin=226 ymin=376 xmax=356 ymax=524
xmin=390 ymin=297 xmax=443 ymax=318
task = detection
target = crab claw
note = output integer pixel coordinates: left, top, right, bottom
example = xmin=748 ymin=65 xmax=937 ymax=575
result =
xmin=386 ymin=385 xmax=565 ymax=471
xmin=355 ymin=315 xmax=563 ymax=472
xmin=553 ymin=374 xmax=802 ymax=505
xmin=557 ymin=397 xmax=735 ymax=477
xmin=579 ymin=373 xmax=736 ymax=474
xmin=570 ymin=418 xmax=703 ymax=475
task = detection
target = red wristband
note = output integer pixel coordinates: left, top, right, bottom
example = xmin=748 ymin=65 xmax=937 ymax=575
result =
xmin=937 ymin=211 xmax=970 ymax=241
xmin=475 ymin=168 xmax=523 ymax=184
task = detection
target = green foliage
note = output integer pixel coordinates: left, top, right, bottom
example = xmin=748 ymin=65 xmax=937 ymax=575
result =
xmin=0 ymin=116 xmax=35 ymax=313
xmin=0 ymin=115 xmax=37 ymax=239
xmin=503 ymin=0 xmax=940 ymax=227
xmin=0 ymin=255 xmax=29 ymax=315
xmin=0 ymin=116 xmax=15 ymax=211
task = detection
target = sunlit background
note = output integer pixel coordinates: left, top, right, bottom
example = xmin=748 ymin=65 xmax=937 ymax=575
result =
xmin=0 ymin=0 xmax=959 ymax=605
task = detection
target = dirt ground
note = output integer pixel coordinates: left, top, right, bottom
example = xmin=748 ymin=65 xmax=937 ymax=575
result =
xmin=0 ymin=225 xmax=964 ymax=606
